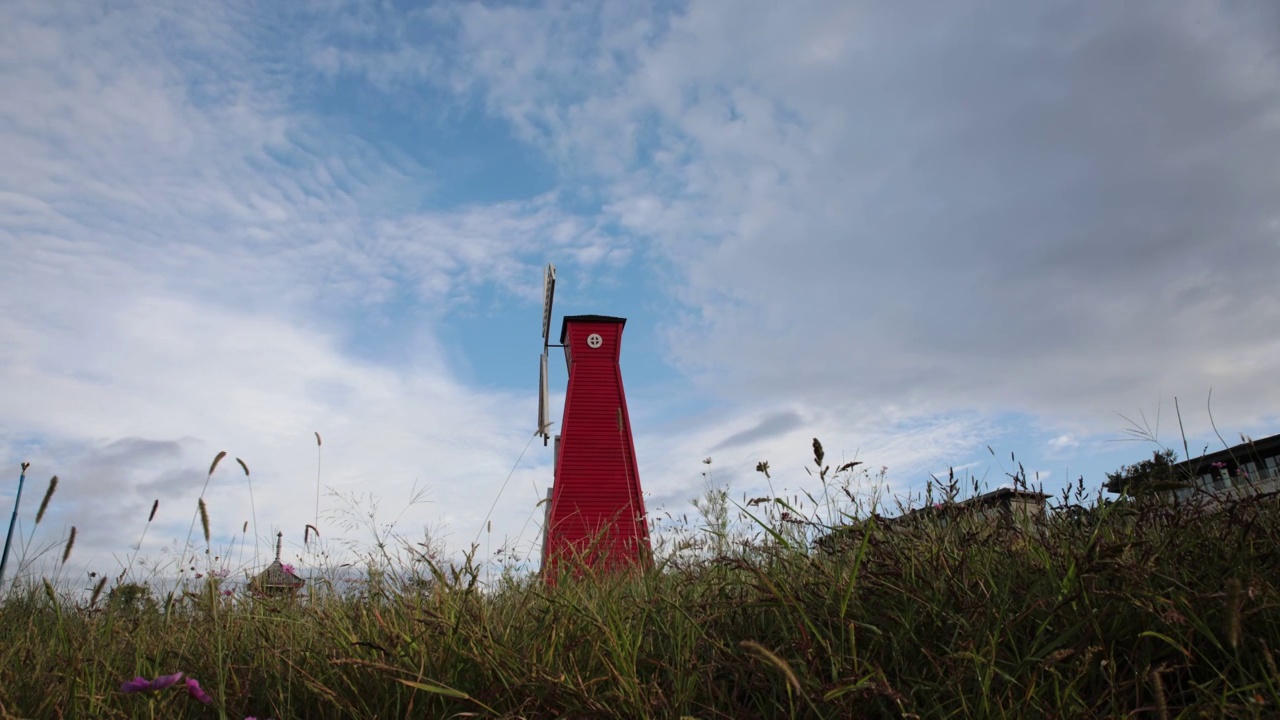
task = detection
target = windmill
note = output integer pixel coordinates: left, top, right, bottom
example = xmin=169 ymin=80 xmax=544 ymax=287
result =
xmin=537 ymin=263 xmax=652 ymax=581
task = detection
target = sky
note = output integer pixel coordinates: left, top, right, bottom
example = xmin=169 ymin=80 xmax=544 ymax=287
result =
xmin=2 ymin=0 xmax=1279 ymax=584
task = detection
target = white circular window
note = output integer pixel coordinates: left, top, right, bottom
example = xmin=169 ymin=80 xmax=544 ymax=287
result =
xmin=586 ymin=333 xmax=603 ymax=349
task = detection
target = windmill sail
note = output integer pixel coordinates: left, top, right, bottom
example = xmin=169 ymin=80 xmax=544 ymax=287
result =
xmin=537 ymin=351 xmax=551 ymax=444
xmin=537 ymin=263 xmax=556 ymax=445
xmin=541 ymin=263 xmax=556 ymax=344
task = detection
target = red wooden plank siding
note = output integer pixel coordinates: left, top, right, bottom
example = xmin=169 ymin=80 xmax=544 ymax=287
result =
xmin=542 ymin=316 xmax=652 ymax=578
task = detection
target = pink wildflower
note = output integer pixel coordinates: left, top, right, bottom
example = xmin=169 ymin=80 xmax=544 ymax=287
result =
xmin=186 ymin=678 xmax=214 ymax=704
xmin=121 ymin=671 xmax=214 ymax=706
xmin=121 ymin=672 xmax=184 ymax=693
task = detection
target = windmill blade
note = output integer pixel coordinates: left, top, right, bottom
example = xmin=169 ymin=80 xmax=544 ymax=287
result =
xmin=541 ymin=263 xmax=556 ymax=346
xmin=537 ymin=351 xmax=551 ymax=445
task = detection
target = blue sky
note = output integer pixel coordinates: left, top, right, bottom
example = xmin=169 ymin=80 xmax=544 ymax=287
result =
xmin=3 ymin=0 xmax=1279 ymax=580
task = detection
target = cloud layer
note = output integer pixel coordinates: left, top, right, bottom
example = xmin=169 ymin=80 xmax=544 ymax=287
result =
xmin=3 ymin=0 xmax=1278 ymax=581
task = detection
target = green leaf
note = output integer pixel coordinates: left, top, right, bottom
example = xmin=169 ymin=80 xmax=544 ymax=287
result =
xmin=1138 ymin=630 xmax=1192 ymax=658
xmin=397 ymin=679 xmax=471 ymax=699
xmin=824 ymin=676 xmax=875 ymax=701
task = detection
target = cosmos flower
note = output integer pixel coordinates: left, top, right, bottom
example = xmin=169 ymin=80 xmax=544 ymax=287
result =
xmin=121 ymin=671 xmax=214 ymax=706
xmin=186 ymin=678 xmax=214 ymax=704
xmin=120 ymin=672 xmax=184 ymax=693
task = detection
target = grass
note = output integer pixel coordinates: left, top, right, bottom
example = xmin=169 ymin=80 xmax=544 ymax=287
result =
xmin=1 ymin=440 xmax=1278 ymax=719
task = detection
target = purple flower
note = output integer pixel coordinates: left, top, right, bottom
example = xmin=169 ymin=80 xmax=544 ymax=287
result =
xmin=121 ymin=671 xmax=215 ymax=706
xmin=1212 ymin=462 xmax=1227 ymax=469
xmin=186 ymin=678 xmax=214 ymax=704
xmin=121 ymin=672 xmax=184 ymax=693
xmin=222 ymin=589 xmax=234 ymax=596
xmin=281 ymin=563 xmax=296 ymax=575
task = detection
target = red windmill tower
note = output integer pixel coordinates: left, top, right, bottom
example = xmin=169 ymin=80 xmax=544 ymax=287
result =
xmin=537 ymin=264 xmax=652 ymax=580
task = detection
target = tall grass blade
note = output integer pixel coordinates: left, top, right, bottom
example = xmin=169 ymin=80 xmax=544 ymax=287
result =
xmin=740 ymin=640 xmax=801 ymax=693
xmin=314 ymin=431 xmax=323 ymax=547
xmin=183 ymin=450 xmax=226 ymax=573
xmin=397 ymin=679 xmax=497 ymax=714
xmin=236 ymin=457 xmax=258 ymax=569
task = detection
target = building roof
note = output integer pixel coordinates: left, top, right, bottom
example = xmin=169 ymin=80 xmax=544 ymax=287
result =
xmin=900 ymin=487 xmax=1049 ymax=520
xmin=1105 ymin=431 xmax=1280 ymax=495
xmin=814 ymin=487 xmax=1049 ymax=553
xmin=255 ymin=560 xmax=304 ymax=589
xmin=1174 ymin=432 xmax=1280 ymax=474
xmin=252 ymin=532 xmax=304 ymax=590
xmin=961 ymin=487 xmax=1050 ymax=505
xmin=559 ymin=315 xmax=626 ymax=344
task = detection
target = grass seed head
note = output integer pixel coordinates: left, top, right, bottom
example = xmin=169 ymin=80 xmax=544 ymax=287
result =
xmin=89 ymin=576 xmax=108 ymax=608
xmin=236 ymin=457 xmax=249 ymax=476
xmin=198 ymin=498 xmax=210 ymax=546
xmin=1148 ymin=665 xmax=1169 ymax=720
xmin=35 ymin=476 xmax=58 ymax=524
xmin=208 ymin=451 xmax=227 ymax=477
xmin=148 ymin=499 xmax=159 ymax=523
xmin=62 ymin=526 xmax=77 ymax=564
xmin=1226 ymin=577 xmax=1243 ymax=651
xmin=740 ymin=640 xmax=801 ymax=694
xmin=1261 ymin=640 xmax=1280 ymax=681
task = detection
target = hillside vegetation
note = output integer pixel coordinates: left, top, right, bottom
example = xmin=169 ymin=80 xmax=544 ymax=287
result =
xmin=1 ymin=443 xmax=1277 ymax=719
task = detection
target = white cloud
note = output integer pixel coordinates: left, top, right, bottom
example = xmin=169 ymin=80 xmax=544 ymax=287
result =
xmin=0 ymin=285 xmax=547 ymax=573
xmin=1049 ymin=434 xmax=1080 ymax=453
